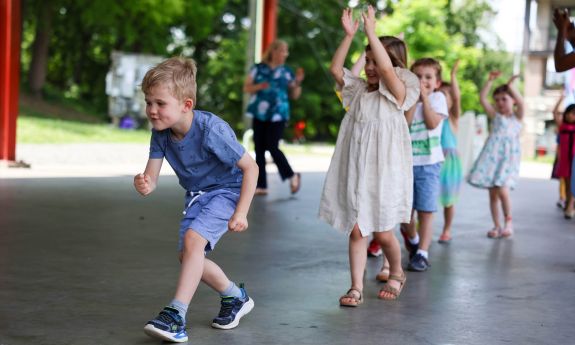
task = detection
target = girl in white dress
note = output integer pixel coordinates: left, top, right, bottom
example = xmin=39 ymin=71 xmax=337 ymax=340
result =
xmin=319 ymin=6 xmax=419 ymax=305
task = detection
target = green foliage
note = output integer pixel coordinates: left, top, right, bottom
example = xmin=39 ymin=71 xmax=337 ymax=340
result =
xmin=19 ymin=0 xmax=517 ymax=142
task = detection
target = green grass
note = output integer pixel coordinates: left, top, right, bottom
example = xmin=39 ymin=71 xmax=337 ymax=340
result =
xmin=17 ymin=115 xmax=150 ymax=144
xmin=523 ymin=155 xmax=554 ymax=165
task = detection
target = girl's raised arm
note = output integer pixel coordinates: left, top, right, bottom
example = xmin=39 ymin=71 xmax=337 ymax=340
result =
xmin=480 ymin=71 xmax=498 ymax=119
xmin=553 ymin=92 xmax=565 ymax=127
xmin=450 ymin=60 xmax=461 ymax=119
xmin=350 ymin=51 xmax=366 ymax=77
xmin=553 ymin=8 xmax=575 ymax=72
xmin=362 ymin=6 xmax=406 ymax=106
xmin=507 ymin=75 xmax=524 ymax=120
xmin=330 ymin=8 xmax=359 ymax=88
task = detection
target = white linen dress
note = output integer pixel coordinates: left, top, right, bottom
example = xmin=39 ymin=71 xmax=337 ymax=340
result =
xmin=319 ymin=67 xmax=419 ymax=236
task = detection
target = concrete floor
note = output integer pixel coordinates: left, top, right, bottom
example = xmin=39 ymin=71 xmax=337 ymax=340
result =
xmin=1 ymin=172 xmax=574 ymax=345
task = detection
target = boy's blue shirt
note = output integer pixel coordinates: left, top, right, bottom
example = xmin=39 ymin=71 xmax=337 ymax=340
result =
xmin=149 ymin=110 xmax=245 ymax=193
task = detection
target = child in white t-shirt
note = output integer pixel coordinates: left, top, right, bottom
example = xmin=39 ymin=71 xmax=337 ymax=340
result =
xmin=401 ymin=57 xmax=448 ymax=272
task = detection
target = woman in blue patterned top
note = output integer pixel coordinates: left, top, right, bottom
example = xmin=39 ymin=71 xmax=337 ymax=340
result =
xmin=244 ymin=40 xmax=305 ymax=195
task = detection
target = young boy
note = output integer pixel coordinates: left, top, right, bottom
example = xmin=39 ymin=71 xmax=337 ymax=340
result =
xmin=134 ymin=57 xmax=259 ymax=342
xmin=401 ymin=57 xmax=449 ymax=272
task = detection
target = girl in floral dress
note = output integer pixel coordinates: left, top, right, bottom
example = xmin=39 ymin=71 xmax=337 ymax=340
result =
xmin=467 ymin=71 xmax=524 ymax=238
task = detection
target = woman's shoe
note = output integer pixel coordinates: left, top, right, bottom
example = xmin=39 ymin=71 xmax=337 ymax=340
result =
xmin=565 ymin=209 xmax=575 ymax=219
xmin=290 ymin=173 xmax=301 ymax=194
xmin=254 ymin=188 xmax=268 ymax=196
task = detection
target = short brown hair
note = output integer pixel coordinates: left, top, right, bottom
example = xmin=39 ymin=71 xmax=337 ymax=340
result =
xmin=366 ymin=36 xmax=408 ymax=68
xmin=410 ymin=57 xmax=442 ymax=81
xmin=141 ymin=56 xmax=197 ymax=104
xmin=492 ymin=84 xmax=513 ymax=98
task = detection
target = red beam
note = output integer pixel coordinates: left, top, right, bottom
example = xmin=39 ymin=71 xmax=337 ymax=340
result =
xmin=262 ymin=0 xmax=277 ymax=55
xmin=0 ymin=0 xmax=21 ymax=162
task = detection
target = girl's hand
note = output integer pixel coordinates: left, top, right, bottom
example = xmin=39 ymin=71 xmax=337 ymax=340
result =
xmin=451 ymin=59 xmax=460 ymax=76
xmin=488 ymin=70 xmax=501 ymax=81
xmin=507 ymin=74 xmax=519 ymax=85
xmin=134 ymin=173 xmax=152 ymax=196
xmin=341 ymin=8 xmax=359 ymax=36
xmin=553 ymin=8 xmax=571 ymax=35
xmin=228 ymin=212 xmax=248 ymax=232
xmin=361 ymin=5 xmax=377 ymax=34
xmin=419 ymin=79 xmax=431 ymax=100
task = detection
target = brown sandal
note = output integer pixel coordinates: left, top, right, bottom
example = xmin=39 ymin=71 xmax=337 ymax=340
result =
xmin=339 ymin=288 xmax=363 ymax=307
xmin=378 ymin=273 xmax=406 ymax=300
xmin=376 ymin=266 xmax=390 ymax=282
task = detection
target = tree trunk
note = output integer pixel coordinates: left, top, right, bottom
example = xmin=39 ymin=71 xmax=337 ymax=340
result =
xmin=28 ymin=0 xmax=53 ymax=99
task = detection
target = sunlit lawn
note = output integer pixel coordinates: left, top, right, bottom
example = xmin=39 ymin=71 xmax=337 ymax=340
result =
xmin=15 ymin=115 xmax=335 ymax=157
xmin=17 ymin=115 xmax=150 ymax=144
xmin=15 ymin=114 xmax=553 ymax=164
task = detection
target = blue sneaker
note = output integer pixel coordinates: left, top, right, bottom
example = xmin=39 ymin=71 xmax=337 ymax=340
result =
xmin=143 ymin=307 xmax=188 ymax=343
xmin=211 ymin=286 xmax=255 ymax=330
xmin=407 ymin=253 xmax=430 ymax=272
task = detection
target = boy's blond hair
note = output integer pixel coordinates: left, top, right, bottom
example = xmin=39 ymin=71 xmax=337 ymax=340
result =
xmin=141 ymin=57 xmax=197 ymax=104
xmin=410 ymin=57 xmax=442 ymax=81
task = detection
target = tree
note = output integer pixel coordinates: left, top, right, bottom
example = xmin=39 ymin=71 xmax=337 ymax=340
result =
xmin=20 ymin=0 xmax=515 ymax=141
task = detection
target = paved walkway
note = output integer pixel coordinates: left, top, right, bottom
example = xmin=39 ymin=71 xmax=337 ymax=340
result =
xmin=1 ymin=144 xmax=574 ymax=345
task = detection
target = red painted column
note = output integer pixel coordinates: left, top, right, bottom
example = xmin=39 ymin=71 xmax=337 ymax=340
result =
xmin=262 ymin=0 xmax=277 ymax=55
xmin=0 ymin=0 xmax=21 ymax=162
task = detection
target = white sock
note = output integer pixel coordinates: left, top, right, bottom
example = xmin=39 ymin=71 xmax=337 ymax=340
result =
xmin=220 ymin=281 xmax=243 ymax=298
xmin=409 ymin=233 xmax=420 ymax=245
xmin=169 ymin=299 xmax=188 ymax=322
xmin=416 ymin=249 xmax=428 ymax=259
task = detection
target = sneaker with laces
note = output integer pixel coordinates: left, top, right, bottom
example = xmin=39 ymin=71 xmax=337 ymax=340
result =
xmin=367 ymin=239 xmax=383 ymax=257
xmin=407 ymin=253 xmax=430 ymax=272
xmin=211 ymin=285 xmax=255 ymax=330
xmin=143 ymin=307 xmax=188 ymax=343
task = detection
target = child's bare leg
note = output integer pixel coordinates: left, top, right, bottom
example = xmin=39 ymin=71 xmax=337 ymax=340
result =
xmin=565 ymin=178 xmax=575 ymax=216
xmin=375 ymin=231 xmax=401 ymax=274
xmin=174 ymin=230 xmax=208 ymax=303
xmin=440 ymin=205 xmax=454 ymax=239
xmin=202 ymin=259 xmax=232 ymax=292
xmin=498 ymin=186 xmax=512 ymax=222
xmin=380 ymin=254 xmax=389 ymax=271
xmin=374 ymin=230 xmax=406 ymax=299
xmin=488 ymin=188 xmax=501 ymax=229
xmin=402 ymin=210 xmax=417 ymax=238
xmin=417 ymin=211 xmax=434 ymax=252
xmin=341 ymin=224 xmax=368 ymax=304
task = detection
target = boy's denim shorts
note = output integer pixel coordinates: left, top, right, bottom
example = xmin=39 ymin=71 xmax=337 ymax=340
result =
xmin=178 ymin=189 xmax=239 ymax=252
xmin=413 ymin=163 xmax=442 ymax=213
